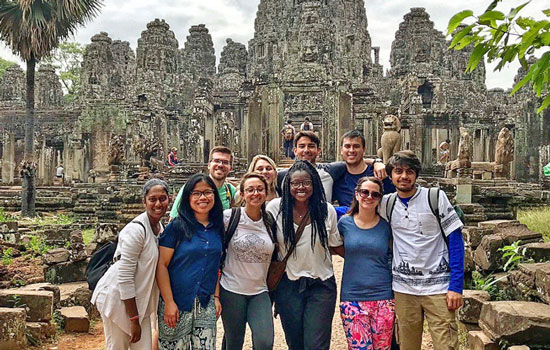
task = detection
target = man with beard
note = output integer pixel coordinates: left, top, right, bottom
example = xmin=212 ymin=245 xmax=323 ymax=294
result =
xmin=170 ymin=146 xmax=236 ymax=218
xmin=380 ymin=151 xmax=464 ymax=350
xmin=332 ymin=130 xmax=394 ymax=207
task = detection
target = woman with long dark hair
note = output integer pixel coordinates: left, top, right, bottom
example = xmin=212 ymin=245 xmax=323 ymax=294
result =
xmin=339 ymin=177 xmax=394 ymax=350
xmin=156 ymin=173 xmax=224 ymax=350
xmin=92 ymin=178 xmax=170 ymax=350
xmin=218 ymin=172 xmax=275 ymax=350
xmin=266 ymin=160 xmax=343 ymax=350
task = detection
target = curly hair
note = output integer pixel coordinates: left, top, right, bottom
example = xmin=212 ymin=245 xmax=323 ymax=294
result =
xmin=279 ymin=160 xmax=328 ymax=252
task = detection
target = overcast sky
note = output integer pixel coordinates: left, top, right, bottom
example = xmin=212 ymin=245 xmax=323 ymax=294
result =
xmin=1 ymin=0 xmax=547 ymax=89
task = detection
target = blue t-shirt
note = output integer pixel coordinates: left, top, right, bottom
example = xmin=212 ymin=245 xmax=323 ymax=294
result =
xmin=338 ymin=215 xmax=393 ymax=301
xmin=159 ymin=220 xmax=223 ymax=311
xmin=332 ymin=165 xmax=395 ymax=207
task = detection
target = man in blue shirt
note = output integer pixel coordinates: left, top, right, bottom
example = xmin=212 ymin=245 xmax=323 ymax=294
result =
xmin=332 ymin=130 xmax=395 ymax=207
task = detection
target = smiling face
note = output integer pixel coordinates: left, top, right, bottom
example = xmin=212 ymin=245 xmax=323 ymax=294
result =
xmin=241 ymin=177 xmax=267 ymax=208
xmin=208 ymin=151 xmax=232 ymax=182
xmin=355 ymin=180 xmax=382 ymax=212
xmin=341 ymin=137 xmax=365 ymax=167
xmin=390 ymin=164 xmax=417 ymax=194
xmin=143 ymin=185 xmax=170 ymax=223
xmin=294 ymin=136 xmax=320 ymax=164
xmin=289 ymin=170 xmax=313 ymax=203
xmin=253 ymin=159 xmax=276 ymax=185
xmin=189 ymin=181 xmax=216 ymax=216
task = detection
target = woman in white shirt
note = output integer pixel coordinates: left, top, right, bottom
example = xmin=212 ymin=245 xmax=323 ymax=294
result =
xmin=92 ymin=178 xmax=170 ymax=350
xmin=266 ymin=160 xmax=343 ymax=350
xmin=217 ymin=172 xmax=275 ymax=350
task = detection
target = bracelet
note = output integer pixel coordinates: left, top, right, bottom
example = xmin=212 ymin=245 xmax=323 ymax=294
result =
xmin=213 ymin=295 xmax=220 ymax=299
xmin=129 ymin=315 xmax=139 ymax=322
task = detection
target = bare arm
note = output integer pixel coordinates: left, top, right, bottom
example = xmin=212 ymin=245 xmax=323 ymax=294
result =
xmin=156 ymin=247 xmax=179 ymax=328
xmin=330 ymin=245 xmax=345 ymax=257
xmin=214 ymin=272 xmax=222 ymax=319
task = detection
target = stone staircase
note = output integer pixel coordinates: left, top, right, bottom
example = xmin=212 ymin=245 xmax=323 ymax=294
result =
xmin=0 ymin=186 xmax=74 ymax=213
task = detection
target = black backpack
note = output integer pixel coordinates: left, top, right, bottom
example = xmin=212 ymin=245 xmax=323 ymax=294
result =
xmin=86 ymin=221 xmax=146 ymax=291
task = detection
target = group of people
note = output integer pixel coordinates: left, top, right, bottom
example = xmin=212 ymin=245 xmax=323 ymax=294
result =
xmin=92 ymin=129 xmax=465 ymax=350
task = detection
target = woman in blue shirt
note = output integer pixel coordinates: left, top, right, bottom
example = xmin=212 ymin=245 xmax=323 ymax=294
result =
xmin=156 ymin=173 xmax=224 ymax=350
xmin=338 ymin=177 xmax=394 ymax=350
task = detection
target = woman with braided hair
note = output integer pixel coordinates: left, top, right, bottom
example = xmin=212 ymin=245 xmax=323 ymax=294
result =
xmin=266 ymin=160 xmax=344 ymax=350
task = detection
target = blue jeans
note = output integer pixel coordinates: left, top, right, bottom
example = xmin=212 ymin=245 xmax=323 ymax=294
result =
xmin=284 ymin=140 xmax=294 ymax=158
xmin=274 ymin=274 xmax=337 ymax=350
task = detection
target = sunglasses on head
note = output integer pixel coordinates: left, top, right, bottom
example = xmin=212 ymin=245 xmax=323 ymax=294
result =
xmin=356 ymin=189 xmax=382 ymax=199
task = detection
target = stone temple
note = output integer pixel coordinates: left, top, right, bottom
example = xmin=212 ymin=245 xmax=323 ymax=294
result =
xmin=0 ymin=2 xmax=549 ymax=185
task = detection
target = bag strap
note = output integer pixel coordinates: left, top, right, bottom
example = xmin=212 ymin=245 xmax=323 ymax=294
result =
xmin=112 ymin=220 xmax=147 ymax=262
xmin=220 ymin=207 xmax=241 ymax=270
xmin=386 ymin=192 xmax=398 ymax=224
xmin=281 ymin=211 xmax=310 ymax=264
xmin=427 ymin=188 xmax=448 ymax=248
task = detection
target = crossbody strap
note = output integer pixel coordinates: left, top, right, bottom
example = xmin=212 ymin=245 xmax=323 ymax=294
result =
xmin=281 ymin=211 xmax=310 ymax=264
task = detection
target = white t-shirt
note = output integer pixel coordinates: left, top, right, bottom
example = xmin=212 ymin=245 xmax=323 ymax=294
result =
xmin=221 ymin=209 xmax=275 ymax=295
xmin=266 ymin=198 xmax=343 ymax=281
xmin=56 ymin=166 xmax=64 ymax=177
xmin=380 ymin=187 xmax=463 ymax=295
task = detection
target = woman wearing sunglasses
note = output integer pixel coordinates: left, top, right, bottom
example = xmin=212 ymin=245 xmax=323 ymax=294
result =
xmin=266 ymin=160 xmax=343 ymax=350
xmin=338 ymin=177 xmax=394 ymax=350
xmin=156 ymin=173 xmax=224 ymax=350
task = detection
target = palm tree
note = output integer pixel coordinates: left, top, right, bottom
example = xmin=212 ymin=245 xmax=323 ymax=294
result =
xmin=0 ymin=0 xmax=102 ymax=216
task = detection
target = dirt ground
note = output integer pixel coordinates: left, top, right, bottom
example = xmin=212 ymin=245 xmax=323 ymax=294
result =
xmin=43 ymin=255 xmax=435 ymax=350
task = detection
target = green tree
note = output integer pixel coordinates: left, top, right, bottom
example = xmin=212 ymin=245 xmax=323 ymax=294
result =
xmin=42 ymin=41 xmax=84 ymax=103
xmin=0 ymin=0 xmax=103 ymax=217
xmin=0 ymin=56 xmax=17 ymax=78
xmin=447 ymin=0 xmax=550 ymax=113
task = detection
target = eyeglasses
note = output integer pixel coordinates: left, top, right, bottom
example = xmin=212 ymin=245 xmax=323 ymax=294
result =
xmin=244 ymin=187 xmax=266 ymax=194
xmin=290 ymin=180 xmax=312 ymax=188
xmin=190 ymin=190 xmax=216 ymax=199
xmin=211 ymin=159 xmax=231 ymax=166
xmin=356 ymin=189 xmax=382 ymax=199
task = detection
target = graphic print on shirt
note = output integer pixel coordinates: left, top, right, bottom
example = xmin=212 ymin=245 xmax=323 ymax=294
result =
xmin=441 ymin=206 xmax=461 ymax=231
xmin=429 ymin=257 xmax=450 ymax=275
xmin=233 ymin=234 xmax=271 ymax=263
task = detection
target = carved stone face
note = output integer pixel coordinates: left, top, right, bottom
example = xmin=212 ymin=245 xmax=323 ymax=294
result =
xmin=383 ymin=115 xmax=401 ymax=132
xmin=301 ymin=39 xmax=319 ymax=62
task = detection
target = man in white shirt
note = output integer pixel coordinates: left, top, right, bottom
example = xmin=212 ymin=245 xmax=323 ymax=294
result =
xmin=380 ymin=150 xmax=464 ymax=350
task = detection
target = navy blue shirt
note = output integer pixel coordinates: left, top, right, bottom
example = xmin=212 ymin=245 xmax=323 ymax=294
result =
xmin=159 ymin=221 xmax=223 ymax=311
xmin=332 ymin=165 xmax=395 ymax=207
xmin=338 ymin=215 xmax=393 ymax=301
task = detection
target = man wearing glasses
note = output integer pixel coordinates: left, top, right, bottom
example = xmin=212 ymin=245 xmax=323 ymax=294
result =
xmin=169 ymin=146 xmax=236 ymax=219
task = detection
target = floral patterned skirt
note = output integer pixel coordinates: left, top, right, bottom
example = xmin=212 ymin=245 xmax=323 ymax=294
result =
xmin=340 ymin=299 xmax=395 ymax=350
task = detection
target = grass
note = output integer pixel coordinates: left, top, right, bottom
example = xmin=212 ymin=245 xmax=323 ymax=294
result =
xmin=517 ymin=206 xmax=550 ymax=242
xmin=82 ymin=228 xmax=95 ymax=245
xmin=0 ymin=208 xmax=16 ymax=223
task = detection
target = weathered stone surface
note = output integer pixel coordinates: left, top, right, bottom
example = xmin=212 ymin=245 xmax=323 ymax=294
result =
xmin=467 ymin=330 xmax=498 ymax=350
xmin=60 ymin=286 xmax=98 ymax=319
xmin=523 ymin=242 xmax=550 ymax=262
xmin=42 ymin=247 xmax=70 ymax=265
xmin=474 ymin=234 xmax=505 ymax=271
xmin=508 ymin=346 xmax=530 ymax=350
xmin=492 ymin=223 xmax=543 ymax=244
xmin=60 ymin=306 xmax=89 ymax=333
xmin=463 ymin=227 xmax=494 ymax=249
xmin=457 ymin=320 xmax=481 ymax=334
xmin=534 ymin=263 xmax=550 ymax=304
xmin=458 ymin=290 xmax=491 ymax=324
xmin=0 ymin=289 xmax=53 ymax=322
xmin=0 ymin=307 xmax=27 ymax=349
xmin=21 ymin=282 xmax=61 ymax=308
xmin=479 ymin=301 xmax=550 ymax=345
xmin=44 ymin=259 xmax=87 ymax=284
xmin=26 ymin=321 xmax=56 ymax=342
xmin=478 ymin=220 xmax=520 ymax=230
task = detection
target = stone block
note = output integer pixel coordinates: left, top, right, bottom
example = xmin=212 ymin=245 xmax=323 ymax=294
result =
xmin=456 ymin=184 xmax=472 ymax=204
xmin=465 ymin=246 xmax=476 ymax=272
xmin=0 ymin=307 xmax=27 ymax=349
xmin=0 ymin=289 xmax=53 ymax=321
xmin=467 ymin=330 xmax=498 ymax=350
xmin=26 ymin=321 xmax=56 ymax=342
xmin=20 ymin=282 xmax=61 ymax=308
xmin=464 ymin=227 xmax=493 ymax=249
xmin=523 ymin=242 xmax=550 ymax=262
xmin=478 ymin=220 xmax=519 ymax=230
xmin=42 ymin=247 xmax=70 ymax=265
xmin=458 ymin=290 xmax=491 ymax=324
xmin=534 ymin=263 xmax=550 ymax=304
xmin=60 ymin=306 xmax=89 ymax=333
xmin=493 ymin=224 xmax=543 ymax=245
xmin=479 ymin=301 xmax=550 ymax=345
xmin=474 ymin=234 xmax=505 ymax=271
xmin=457 ymin=320 xmax=481 ymax=334
xmin=44 ymin=259 xmax=87 ymax=284
xmin=508 ymin=346 xmax=530 ymax=350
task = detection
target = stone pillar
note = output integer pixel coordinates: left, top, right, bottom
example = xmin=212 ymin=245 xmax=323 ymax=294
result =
xmin=1 ymin=132 xmax=15 ymax=184
xmin=337 ymin=91 xmax=352 ymax=160
xmin=247 ymin=96 xmax=262 ymax=163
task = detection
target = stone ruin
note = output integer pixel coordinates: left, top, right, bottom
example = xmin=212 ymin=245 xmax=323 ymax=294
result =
xmin=0 ymin=4 xmax=547 ymax=187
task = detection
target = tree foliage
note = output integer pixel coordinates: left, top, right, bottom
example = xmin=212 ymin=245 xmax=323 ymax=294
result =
xmin=42 ymin=41 xmax=84 ymax=103
xmin=0 ymin=56 xmax=16 ymax=78
xmin=447 ymin=0 xmax=550 ymax=113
